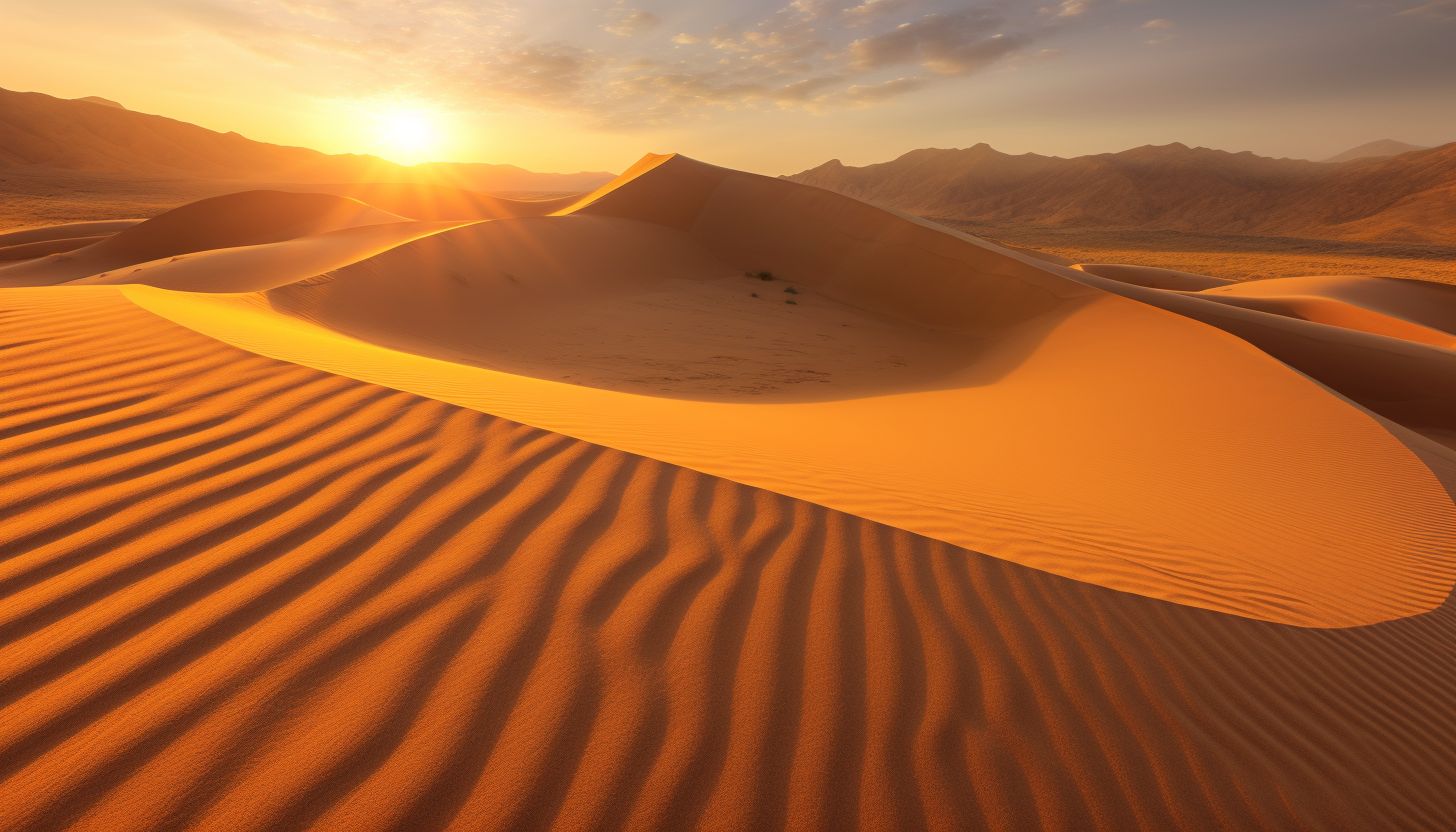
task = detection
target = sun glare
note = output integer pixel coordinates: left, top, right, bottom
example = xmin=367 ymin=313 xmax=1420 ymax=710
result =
xmin=377 ymin=109 xmax=442 ymax=164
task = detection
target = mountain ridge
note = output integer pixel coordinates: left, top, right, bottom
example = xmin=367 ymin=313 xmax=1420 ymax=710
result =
xmin=783 ymin=141 xmax=1456 ymax=245
xmin=0 ymin=87 xmax=615 ymax=193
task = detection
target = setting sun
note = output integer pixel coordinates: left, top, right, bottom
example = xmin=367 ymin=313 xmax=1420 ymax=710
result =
xmin=377 ymin=109 xmax=441 ymax=164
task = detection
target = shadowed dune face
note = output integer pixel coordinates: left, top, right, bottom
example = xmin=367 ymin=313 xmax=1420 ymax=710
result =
xmin=575 ymin=155 xmax=1081 ymax=333
xmin=256 ymin=214 xmax=994 ymax=401
xmin=7 ymin=152 xmax=1440 ymax=627
xmin=4 ymin=290 xmax=1456 ymax=831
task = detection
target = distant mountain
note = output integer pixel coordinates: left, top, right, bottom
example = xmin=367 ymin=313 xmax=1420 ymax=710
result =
xmin=783 ymin=142 xmax=1456 ymax=245
xmin=74 ymin=96 xmax=125 ymax=110
xmin=0 ymin=87 xmax=615 ymax=193
xmin=1323 ymin=139 xmax=1428 ymax=164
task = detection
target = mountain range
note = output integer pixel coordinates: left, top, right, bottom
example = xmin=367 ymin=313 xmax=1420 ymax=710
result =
xmin=3 ymin=85 xmax=1449 ymax=246
xmin=0 ymin=87 xmax=615 ymax=193
xmin=784 ymin=141 xmax=1455 ymax=246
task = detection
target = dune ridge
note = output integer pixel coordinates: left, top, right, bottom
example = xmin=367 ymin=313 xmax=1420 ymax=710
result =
xmin=1064 ymin=266 xmax=1456 ymax=436
xmin=4 ymin=288 xmax=1456 ymax=831
xmin=90 ymin=153 xmax=1456 ymax=628
xmin=0 ymin=236 xmax=111 ymax=262
xmin=0 ymin=191 xmax=406 ymax=287
xmin=0 ymin=220 xmax=143 ymax=248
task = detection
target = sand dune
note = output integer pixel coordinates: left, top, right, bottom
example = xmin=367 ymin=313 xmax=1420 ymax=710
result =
xmin=1202 ymin=274 xmax=1456 ymax=335
xmin=0 ymin=236 xmax=110 ymax=262
xmin=1073 ymin=263 xmax=1234 ymax=291
xmin=83 ymin=154 xmax=1451 ymax=629
xmin=1078 ymin=267 xmax=1456 ymax=348
xmin=1062 ymin=267 xmax=1456 ymax=435
xmin=5 ymin=149 xmax=1456 ymax=830
xmin=0 ymin=219 xmax=143 ymax=247
xmin=4 ymin=286 xmax=1456 ymax=831
xmin=0 ymin=191 xmax=404 ymax=287
xmin=272 ymin=183 xmax=586 ymax=221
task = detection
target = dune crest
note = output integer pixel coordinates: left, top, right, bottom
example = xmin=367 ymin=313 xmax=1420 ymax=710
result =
xmin=0 ymin=191 xmax=406 ymax=287
xmin=70 ymin=152 xmax=1452 ymax=628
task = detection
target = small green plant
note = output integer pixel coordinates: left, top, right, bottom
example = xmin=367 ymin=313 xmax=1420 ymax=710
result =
xmin=783 ymin=286 xmax=798 ymax=294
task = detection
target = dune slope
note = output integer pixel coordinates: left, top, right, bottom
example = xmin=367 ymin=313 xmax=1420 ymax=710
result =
xmin=0 ymin=220 xmax=143 ymax=247
xmin=278 ymin=183 xmax=585 ymax=221
xmin=0 ymin=191 xmax=404 ymax=286
xmin=118 ymin=154 xmax=1456 ymax=627
xmin=4 ymin=287 xmax=1456 ymax=831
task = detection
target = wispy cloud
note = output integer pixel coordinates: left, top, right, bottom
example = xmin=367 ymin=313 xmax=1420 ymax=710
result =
xmin=169 ymin=0 xmax=1089 ymax=125
xmin=603 ymin=5 xmax=662 ymax=37
xmin=848 ymin=10 xmax=1028 ymax=75
xmin=1398 ymin=0 xmax=1456 ymax=21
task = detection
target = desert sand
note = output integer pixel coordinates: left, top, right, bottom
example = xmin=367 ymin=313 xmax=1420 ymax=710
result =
xmin=3 ymin=152 xmax=1456 ymax=830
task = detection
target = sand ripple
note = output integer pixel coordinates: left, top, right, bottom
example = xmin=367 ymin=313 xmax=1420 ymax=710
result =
xmin=4 ymin=289 xmax=1456 ymax=831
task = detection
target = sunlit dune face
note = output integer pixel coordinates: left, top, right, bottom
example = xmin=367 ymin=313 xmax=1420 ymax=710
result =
xmin=377 ymin=109 xmax=441 ymax=164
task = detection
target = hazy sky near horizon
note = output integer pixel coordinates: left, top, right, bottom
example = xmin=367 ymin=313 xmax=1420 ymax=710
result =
xmin=3 ymin=0 xmax=1453 ymax=174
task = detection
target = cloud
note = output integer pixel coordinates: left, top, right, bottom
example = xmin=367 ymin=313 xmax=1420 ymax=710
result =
xmin=1398 ymin=0 xmax=1456 ymax=21
xmin=841 ymin=76 xmax=927 ymax=103
xmin=844 ymin=0 xmax=917 ymax=23
xmin=1141 ymin=19 xmax=1173 ymax=29
xmin=603 ymin=10 xmax=662 ymax=37
xmin=848 ymin=10 xmax=1027 ymax=75
xmin=477 ymin=43 xmax=598 ymax=104
xmin=170 ymin=0 xmax=1063 ymax=126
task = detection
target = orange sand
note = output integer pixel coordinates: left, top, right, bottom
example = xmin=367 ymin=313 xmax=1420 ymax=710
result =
xmin=4 ymin=152 xmax=1456 ymax=831
xmin=4 ymin=285 xmax=1456 ymax=831
xmin=106 ymin=155 xmax=1456 ymax=627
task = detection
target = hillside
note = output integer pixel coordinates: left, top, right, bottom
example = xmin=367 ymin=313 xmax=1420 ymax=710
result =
xmin=0 ymin=87 xmax=614 ymax=192
xmin=784 ymin=142 xmax=1456 ymax=246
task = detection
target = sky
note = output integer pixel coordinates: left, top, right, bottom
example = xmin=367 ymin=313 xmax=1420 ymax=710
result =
xmin=2 ymin=0 xmax=1453 ymax=175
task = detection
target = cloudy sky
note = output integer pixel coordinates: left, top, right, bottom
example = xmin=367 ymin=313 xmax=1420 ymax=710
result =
xmin=3 ymin=0 xmax=1453 ymax=174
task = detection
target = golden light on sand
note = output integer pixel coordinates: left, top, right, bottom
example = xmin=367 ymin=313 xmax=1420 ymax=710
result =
xmin=377 ymin=109 xmax=441 ymax=164
xmin=4 ymin=78 xmax=1456 ymax=832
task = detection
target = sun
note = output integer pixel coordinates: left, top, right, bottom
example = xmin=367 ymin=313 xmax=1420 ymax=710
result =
xmin=377 ymin=109 xmax=442 ymax=164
